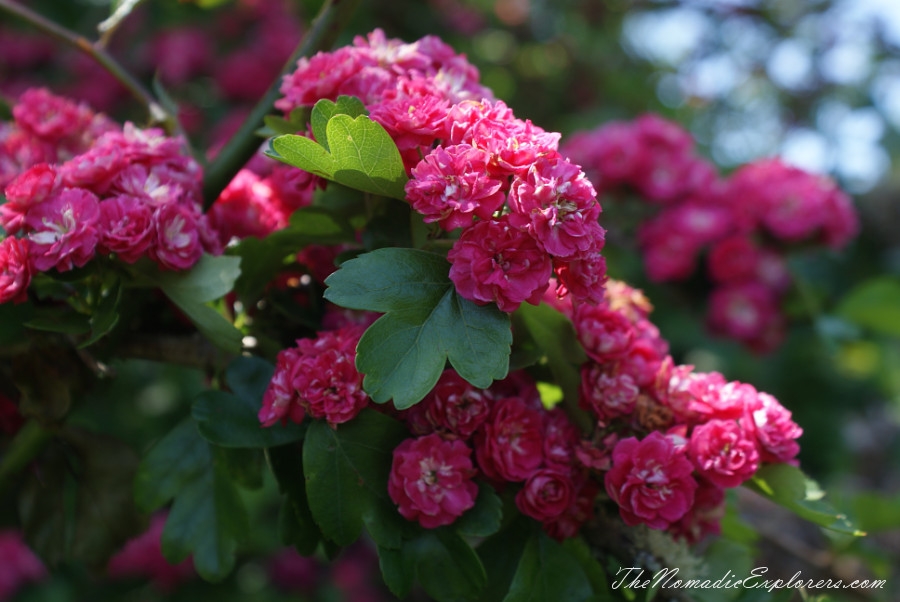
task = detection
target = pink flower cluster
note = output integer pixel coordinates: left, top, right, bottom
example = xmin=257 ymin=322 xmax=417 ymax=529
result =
xmin=559 ymin=280 xmax=802 ymax=541
xmin=277 ymin=30 xmax=608 ymax=313
xmin=562 ymin=114 xmax=859 ymax=351
xmin=390 ymin=369 xmax=596 ymax=539
xmin=0 ymin=89 xmax=221 ymax=304
xmin=258 ymin=325 xmax=369 ymax=428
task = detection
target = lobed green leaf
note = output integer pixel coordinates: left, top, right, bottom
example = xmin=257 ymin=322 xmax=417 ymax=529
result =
xmin=135 ymin=419 xmax=249 ymax=581
xmin=325 ymin=248 xmax=511 ymax=409
xmin=311 ymin=96 xmax=368 ymax=152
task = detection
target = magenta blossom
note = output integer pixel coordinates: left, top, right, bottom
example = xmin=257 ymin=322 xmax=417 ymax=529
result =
xmin=25 ymin=187 xmax=100 ymax=272
xmin=405 ymin=144 xmax=506 ymax=231
xmin=688 ymin=419 xmax=760 ymax=488
xmin=388 ymin=433 xmax=478 ymax=529
xmin=605 ymin=432 xmax=697 ymax=529
xmin=0 ymin=237 xmax=32 ymax=304
xmin=448 ymin=216 xmax=552 ymax=313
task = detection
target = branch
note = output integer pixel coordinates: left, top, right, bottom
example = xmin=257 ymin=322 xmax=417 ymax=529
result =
xmin=201 ymin=0 xmax=363 ymax=210
xmin=0 ymin=0 xmax=183 ymax=137
xmin=116 ymin=334 xmax=233 ymax=372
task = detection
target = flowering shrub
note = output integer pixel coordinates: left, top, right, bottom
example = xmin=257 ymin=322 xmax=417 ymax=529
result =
xmin=563 ymin=114 xmax=859 ymax=352
xmin=0 ymin=3 xmax=869 ymax=602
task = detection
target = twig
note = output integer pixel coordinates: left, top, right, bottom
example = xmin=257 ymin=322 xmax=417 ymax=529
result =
xmin=201 ymin=0 xmax=364 ymax=210
xmin=0 ymin=0 xmax=183 ymax=137
xmin=116 ymin=334 xmax=233 ymax=372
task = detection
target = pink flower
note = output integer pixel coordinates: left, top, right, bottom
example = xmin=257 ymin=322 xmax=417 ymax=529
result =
xmin=688 ymin=419 xmax=760 ymax=488
xmin=412 ymin=369 xmax=492 ymax=439
xmin=107 ymin=514 xmax=194 ymax=591
xmin=542 ymin=481 xmax=598 ymax=541
xmin=638 ymin=219 xmax=702 ymax=282
xmin=59 ymin=141 xmax=126 ymax=190
xmin=208 ymin=169 xmax=285 ymax=246
xmin=1 ymin=163 xmax=60 ymax=234
xmin=97 ymin=196 xmax=154 ymax=263
xmin=25 ymin=188 xmax=100 ymax=272
xmin=604 ymin=432 xmax=697 ymax=529
xmin=707 ymin=282 xmax=781 ymax=344
xmin=0 ymin=237 xmax=31 ymax=304
xmin=260 ymin=327 xmax=368 ymax=428
xmin=562 ymin=122 xmax=640 ymax=189
xmin=552 ymin=251 xmax=607 ymax=305
xmin=507 ymin=152 xmax=604 ymax=259
xmin=745 ymin=392 xmax=802 ymax=464
xmin=707 ymin=235 xmax=761 ymax=284
xmin=0 ymin=530 xmax=45 ymax=600
xmin=669 ymin=478 xmax=726 ymax=543
xmin=12 ymin=88 xmax=94 ymax=143
xmin=405 ymin=144 xmax=506 ymax=231
xmin=541 ymin=408 xmax=581 ymax=470
xmin=258 ymin=348 xmax=308 ymax=427
xmin=572 ymin=303 xmax=634 ymax=362
xmin=579 ymin=363 xmax=639 ymax=422
xmin=276 ymin=46 xmax=377 ymax=111
xmin=448 ymin=216 xmax=552 ymax=313
xmin=388 ymin=433 xmax=478 ymax=528
xmin=475 ymin=396 xmax=544 ymax=482
xmin=515 ymin=468 xmax=575 ymax=522
xmin=149 ymin=204 xmax=203 ymax=271
xmin=369 ymin=85 xmax=450 ymax=152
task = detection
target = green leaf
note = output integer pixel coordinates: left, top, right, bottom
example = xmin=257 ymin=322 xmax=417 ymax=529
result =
xmin=476 ymin=517 xmax=531 ymax=602
xmin=152 ymin=254 xmax=243 ymax=354
xmin=268 ymin=110 xmax=409 ymax=201
xmin=851 ymin=491 xmax=900 ymax=532
xmin=79 ymin=279 xmax=122 ymax=348
xmin=835 ymin=276 xmax=900 ymax=338
xmin=409 ymin=529 xmax=487 ymax=602
xmin=135 ymin=419 xmax=249 ymax=581
xmin=745 ymin=464 xmax=864 ymax=536
xmin=562 ymin=538 xmax=609 ymax=596
xmin=24 ymin=311 xmax=91 ymax=335
xmin=193 ymin=389 xmax=307 ymax=448
xmin=155 ymin=254 xmax=242 ymax=303
xmin=311 ymin=96 xmax=368 ymax=153
xmin=327 ymin=113 xmax=409 ymax=200
xmin=268 ymin=134 xmax=335 ymax=179
xmin=0 ymin=301 xmax=33 ymax=345
xmin=268 ymin=445 xmax=321 ymax=555
xmin=302 ymin=409 xmax=409 ymax=547
xmin=504 ymin=530 xmax=593 ymax=602
xmin=378 ymin=545 xmax=416 ymax=599
xmin=192 ymin=356 xmax=307 ymax=448
xmin=230 ymin=206 xmax=355 ymax=303
xmin=455 ymin=482 xmax=503 ymax=538
xmin=517 ymin=302 xmax=587 ymax=405
xmin=324 ymin=248 xmax=511 ymax=409
xmin=218 ymin=447 xmax=264 ymax=490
